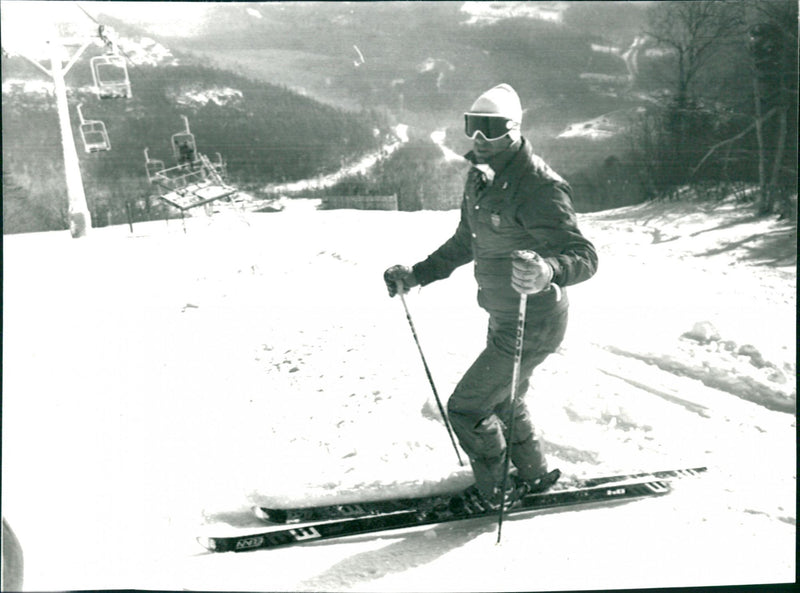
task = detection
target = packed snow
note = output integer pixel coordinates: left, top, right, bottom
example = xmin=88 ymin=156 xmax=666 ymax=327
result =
xmin=1 ymin=193 xmax=795 ymax=591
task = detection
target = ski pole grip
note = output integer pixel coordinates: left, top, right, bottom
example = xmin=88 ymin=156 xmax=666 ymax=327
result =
xmin=512 ymin=250 xmax=561 ymax=302
xmin=512 ymin=249 xmax=539 ymax=263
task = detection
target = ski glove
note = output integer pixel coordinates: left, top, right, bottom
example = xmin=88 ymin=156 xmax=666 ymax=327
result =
xmin=383 ymin=264 xmax=418 ymax=297
xmin=511 ymin=250 xmax=554 ymax=295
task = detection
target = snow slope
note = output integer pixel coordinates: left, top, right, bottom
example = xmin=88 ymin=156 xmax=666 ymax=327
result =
xmin=1 ymin=196 xmax=795 ymax=591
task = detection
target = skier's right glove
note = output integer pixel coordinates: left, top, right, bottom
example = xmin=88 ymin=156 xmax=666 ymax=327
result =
xmin=511 ymin=250 xmax=553 ymax=295
xmin=383 ymin=264 xmax=418 ymax=297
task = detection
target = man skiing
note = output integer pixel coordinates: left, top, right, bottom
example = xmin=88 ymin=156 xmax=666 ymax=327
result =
xmin=384 ymin=84 xmax=598 ymax=509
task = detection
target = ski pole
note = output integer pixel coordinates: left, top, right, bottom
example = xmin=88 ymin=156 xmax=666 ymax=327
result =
xmin=497 ymin=290 xmax=528 ymax=544
xmin=397 ymin=281 xmax=464 ymax=467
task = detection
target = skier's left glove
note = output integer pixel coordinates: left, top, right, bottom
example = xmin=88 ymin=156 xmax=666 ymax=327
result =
xmin=383 ymin=264 xmax=418 ymax=297
xmin=511 ymin=250 xmax=554 ymax=295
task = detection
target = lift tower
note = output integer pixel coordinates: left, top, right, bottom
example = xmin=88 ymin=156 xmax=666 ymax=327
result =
xmin=48 ymin=30 xmax=93 ymax=237
xmin=14 ymin=21 xmax=129 ymax=238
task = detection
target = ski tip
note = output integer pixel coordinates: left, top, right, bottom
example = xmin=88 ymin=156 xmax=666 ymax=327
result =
xmin=196 ymin=536 xmax=217 ymax=552
xmin=252 ymin=505 xmax=288 ymax=524
xmin=252 ymin=506 xmax=268 ymax=521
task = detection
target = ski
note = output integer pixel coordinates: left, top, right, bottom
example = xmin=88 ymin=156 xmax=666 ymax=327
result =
xmin=198 ymin=478 xmax=671 ymax=553
xmin=578 ymin=465 xmax=706 ymax=487
xmin=252 ymin=466 xmax=706 ymax=524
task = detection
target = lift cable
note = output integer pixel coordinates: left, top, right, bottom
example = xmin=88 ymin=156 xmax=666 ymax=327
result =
xmin=74 ymin=1 xmax=136 ymax=66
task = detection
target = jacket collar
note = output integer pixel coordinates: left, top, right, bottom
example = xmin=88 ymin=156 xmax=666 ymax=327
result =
xmin=464 ymin=137 xmax=527 ymax=178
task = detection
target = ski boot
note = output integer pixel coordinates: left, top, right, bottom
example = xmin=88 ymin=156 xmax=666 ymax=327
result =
xmin=449 ymin=481 xmax=528 ymax=515
xmin=517 ymin=468 xmax=562 ymax=494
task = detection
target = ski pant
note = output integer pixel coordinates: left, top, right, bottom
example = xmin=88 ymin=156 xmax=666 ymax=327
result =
xmin=447 ymin=305 xmax=568 ymax=498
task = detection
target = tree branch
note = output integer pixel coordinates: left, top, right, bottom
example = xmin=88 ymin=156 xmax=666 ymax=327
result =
xmin=690 ymin=107 xmax=778 ymax=177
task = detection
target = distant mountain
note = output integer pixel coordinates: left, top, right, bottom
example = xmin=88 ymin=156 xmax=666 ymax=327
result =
xmin=99 ymin=1 xmax=656 ymax=142
xmin=1 ymin=25 xmax=393 ymax=232
xmin=2 ymin=38 xmax=387 ymax=177
xmin=2 ymin=2 xmax=665 ymax=232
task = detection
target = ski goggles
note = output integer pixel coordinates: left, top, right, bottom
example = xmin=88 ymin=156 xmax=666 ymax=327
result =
xmin=464 ymin=114 xmax=516 ymax=140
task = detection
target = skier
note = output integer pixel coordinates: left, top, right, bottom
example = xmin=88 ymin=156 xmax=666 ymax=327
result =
xmin=177 ymin=140 xmax=196 ymax=167
xmin=384 ymin=84 xmax=598 ymax=509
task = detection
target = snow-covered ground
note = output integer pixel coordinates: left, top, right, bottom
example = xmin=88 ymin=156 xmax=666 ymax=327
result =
xmin=1 ymin=195 xmax=795 ymax=591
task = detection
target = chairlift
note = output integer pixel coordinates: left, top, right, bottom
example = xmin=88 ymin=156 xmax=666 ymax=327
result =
xmin=76 ymin=104 xmax=110 ymax=153
xmin=212 ymin=152 xmax=228 ymax=180
xmin=144 ymin=147 xmax=166 ymax=183
xmin=171 ymin=115 xmax=197 ymax=164
xmin=147 ymin=118 xmax=241 ymax=216
xmin=90 ymin=53 xmax=131 ymax=99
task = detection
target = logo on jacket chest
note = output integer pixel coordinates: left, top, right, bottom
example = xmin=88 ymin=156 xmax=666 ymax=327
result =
xmin=490 ymin=210 xmax=502 ymax=228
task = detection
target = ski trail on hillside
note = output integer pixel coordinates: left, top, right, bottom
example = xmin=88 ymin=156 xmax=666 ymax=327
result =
xmin=621 ymin=36 xmax=646 ymax=81
xmin=430 ymin=130 xmax=466 ymax=163
xmin=562 ymin=36 xmax=648 ymax=139
xmin=263 ymin=124 xmax=409 ymax=194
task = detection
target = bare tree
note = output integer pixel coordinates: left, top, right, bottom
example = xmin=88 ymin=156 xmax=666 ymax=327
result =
xmin=746 ymin=1 xmax=798 ymax=216
xmin=646 ymin=1 xmax=745 ymax=103
xmin=639 ymin=2 xmax=746 ymax=190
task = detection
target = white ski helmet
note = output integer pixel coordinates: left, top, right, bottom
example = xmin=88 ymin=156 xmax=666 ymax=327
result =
xmin=468 ymin=84 xmax=523 ymax=124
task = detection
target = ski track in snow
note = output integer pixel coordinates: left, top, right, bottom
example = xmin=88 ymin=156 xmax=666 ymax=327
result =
xmin=1 ymin=196 xmax=795 ymax=591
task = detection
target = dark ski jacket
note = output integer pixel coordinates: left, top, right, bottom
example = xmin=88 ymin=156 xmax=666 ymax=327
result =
xmin=412 ymin=137 xmax=598 ymax=317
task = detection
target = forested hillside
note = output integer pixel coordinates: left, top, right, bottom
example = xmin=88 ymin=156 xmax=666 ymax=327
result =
xmin=168 ymin=2 xmax=644 ymax=131
xmin=163 ymin=1 xmax=796 ymax=218
xmin=2 ymin=44 xmax=389 ymax=233
xmin=2 ymin=1 xmax=797 ymax=234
